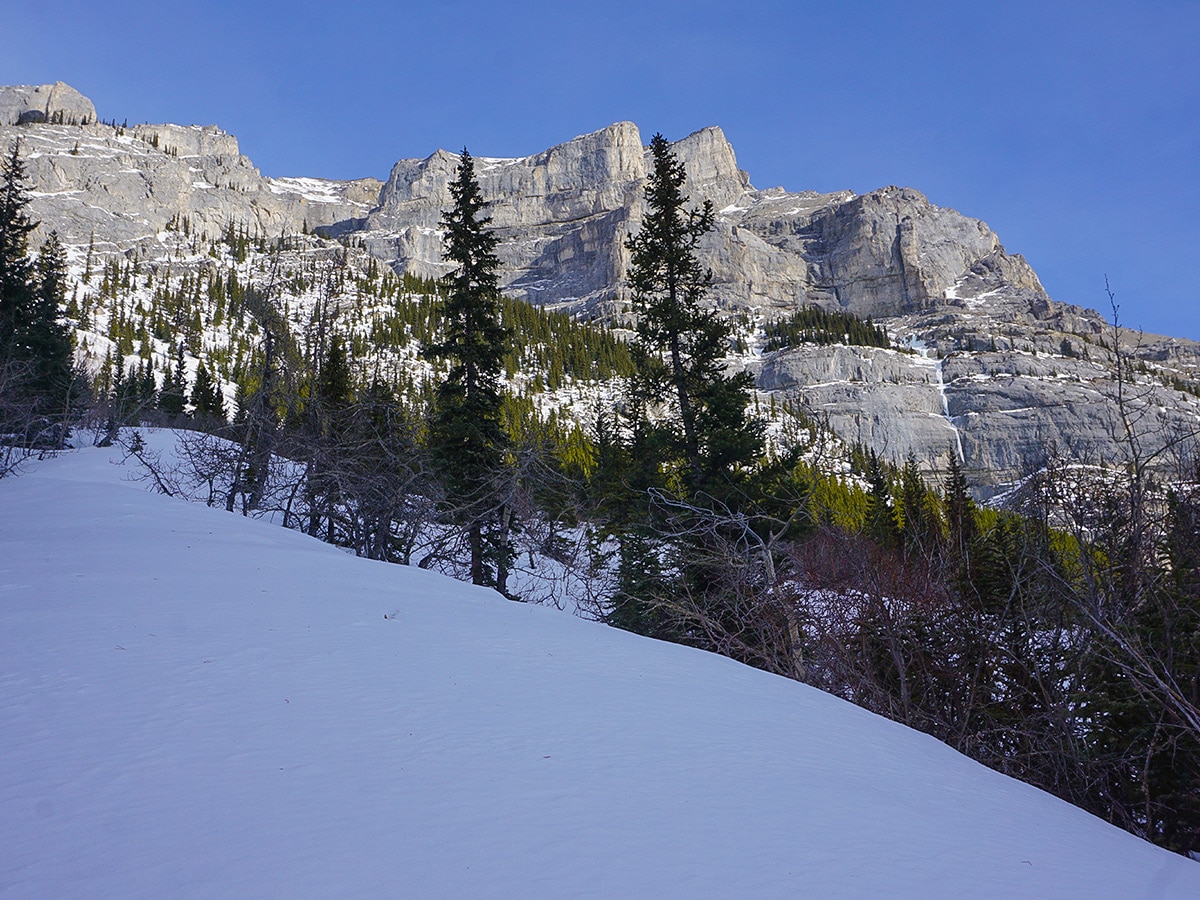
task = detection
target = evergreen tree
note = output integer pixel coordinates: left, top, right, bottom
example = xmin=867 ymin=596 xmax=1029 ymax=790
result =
xmin=603 ymin=134 xmax=765 ymax=645
xmin=157 ymin=343 xmax=188 ymax=419
xmin=944 ymin=454 xmax=978 ymax=561
xmin=897 ymin=454 xmax=940 ymax=554
xmin=315 ymin=334 xmax=354 ymax=418
xmin=0 ymin=142 xmax=77 ymax=434
xmin=863 ymin=449 xmax=898 ymax=546
xmin=305 ymin=333 xmax=355 ymax=540
xmin=190 ymin=362 xmax=226 ymax=425
xmin=625 ymin=133 xmax=761 ymax=493
xmin=0 ymin=142 xmax=35 ymax=350
xmin=426 ymin=149 xmax=512 ymax=589
xmin=26 ymin=232 xmax=77 ymax=415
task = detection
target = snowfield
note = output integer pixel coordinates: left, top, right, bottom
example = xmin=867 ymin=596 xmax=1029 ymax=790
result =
xmin=2 ymin=438 xmax=1199 ymax=898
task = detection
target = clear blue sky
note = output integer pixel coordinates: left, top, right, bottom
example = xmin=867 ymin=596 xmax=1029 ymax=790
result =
xmin=8 ymin=0 xmax=1199 ymax=338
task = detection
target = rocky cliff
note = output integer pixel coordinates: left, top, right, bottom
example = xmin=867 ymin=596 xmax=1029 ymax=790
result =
xmin=364 ymin=122 xmax=1046 ymax=325
xmin=3 ymin=83 xmax=1198 ymax=491
xmin=0 ymin=82 xmax=96 ymax=125
xmin=0 ymin=87 xmax=380 ymax=251
xmin=360 ymin=118 xmax=1200 ymax=487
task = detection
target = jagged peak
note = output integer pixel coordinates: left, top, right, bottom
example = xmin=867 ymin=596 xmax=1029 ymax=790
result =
xmin=666 ymin=124 xmax=751 ymax=207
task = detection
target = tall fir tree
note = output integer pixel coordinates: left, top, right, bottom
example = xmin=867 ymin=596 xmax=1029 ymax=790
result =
xmin=29 ymin=232 xmax=78 ymax=413
xmin=0 ymin=141 xmax=77 ymax=431
xmin=157 ymin=343 xmax=188 ymax=419
xmin=190 ymin=361 xmax=226 ymax=425
xmin=0 ymin=141 xmax=34 ymax=350
xmin=625 ymin=133 xmax=760 ymax=493
xmin=863 ymin=449 xmax=898 ymax=546
xmin=426 ymin=149 xmax=512 ymax=589
xmin=604 ymin=133 xmax=763 ymax=640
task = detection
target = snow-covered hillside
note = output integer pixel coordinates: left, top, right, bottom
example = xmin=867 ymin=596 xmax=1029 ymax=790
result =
xmin=2 ymin=438 xmax=1199 ymax=898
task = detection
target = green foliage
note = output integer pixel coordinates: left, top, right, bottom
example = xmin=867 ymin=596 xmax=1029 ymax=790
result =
xmin=601 ymin=133 xmax=768 ymax=650
xmin=189 ymin=361 xmax=226 ymax=425
xmin=863 ymin=449 xmax=899 ymax=546
xmin=499 ymin=296 xmax=635 ymax=385
xmin=764 ymin=305 xmax=891 ymax=351
xmin=316 ymin=335 xmax=354 ymax=416
xmin=624 ymin=132 xmax=762 ymax=493
xmin=426 ymin=149 xmax=512 ymax=589
xmin=0 ymin=143 xmax=79 ymax=430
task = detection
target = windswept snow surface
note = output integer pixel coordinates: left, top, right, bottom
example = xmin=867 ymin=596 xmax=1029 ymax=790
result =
xmin=3 ymin=438 xmax=1199 ymax=898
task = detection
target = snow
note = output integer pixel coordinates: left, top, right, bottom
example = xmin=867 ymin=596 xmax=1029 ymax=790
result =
xmin=268 ymin=177 xmax=367 ymax=205
xmin=3 ymin=436 xmax=1199 ymax=898
xmin=475 ymin=157 xmax=521 ymax=172
xmin=909 ymin=339 xmax=966 ymax=462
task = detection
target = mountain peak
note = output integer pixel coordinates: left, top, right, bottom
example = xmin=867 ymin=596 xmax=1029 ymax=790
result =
xmin=0 ymin=81 xmax=96 ymax=125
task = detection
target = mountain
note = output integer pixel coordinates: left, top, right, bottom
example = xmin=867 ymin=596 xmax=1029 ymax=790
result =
xmin=3 ymin=82 xmax=1199 ymax=491
xmin=3 ymin=435 xmax=1199 ymax=897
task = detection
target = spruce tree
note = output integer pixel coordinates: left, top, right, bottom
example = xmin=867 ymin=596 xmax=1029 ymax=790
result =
xmin=604 ymin=134 xmax=763 ymax=642
xmin=863 ymin=449 xmax=898 ymax=546
xmin=944 ymin=453 xmax=977 ymax=562
xmin=190 ymin=362 xmax=226 ymax=425
xmin=426 ymin=149 xmax=511 ymax=589
xmin=0 ymin=142 xmax=35 ymax=350
xmin=1 ymin=142 xmax=77 ymax=434
xmin=26 ymin=232 xmax=76 ymax=416
xmin=158 ymin=344 xmax=188 ymax=419
xmin=625 ymin=133 xmax=760 ymax=492
xmin=304 ymin=334 xmax=355 ymax=540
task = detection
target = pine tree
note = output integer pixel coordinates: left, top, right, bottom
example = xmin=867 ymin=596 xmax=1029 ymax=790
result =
xmin=426 ymin=149 xmax=512 ymax=589
xmin=190 ymin=362 xmax=226 ymax=425
xmin=303 ymin=334 xmax=356 ymax=541
xmin=26 ymin=232 xmax=77 ymax=416
xmin=603 ymin=134 xmax=765 ymax=644
xmin=0 ymin=142 xmax=35 ymax=350
xmin=944 ymin=453 xmax=977 ymax=561
xmin=863 ymin=449 xmax=898 ymax=546
xmin=625 ymin=133 xmax=760 ymax=493
xmin=158 ymin=343 xmax=188 ymax=419
xmin=1 ymin=142 xmax=78 ymax=438
xmin=897 ymin=454 xmax=940 ymax=554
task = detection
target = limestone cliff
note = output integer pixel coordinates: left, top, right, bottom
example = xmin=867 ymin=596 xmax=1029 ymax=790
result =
xmin=0 ymin=82 xmax=96 ymax=125
xmin=0 ymin=99 xmax=380 ymax=250
xmin=4 ymin=83 xmax=1198 ymax=491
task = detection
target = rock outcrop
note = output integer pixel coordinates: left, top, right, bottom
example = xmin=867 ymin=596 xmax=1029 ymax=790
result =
xmin=365 ymin=122 xmax=1052 ymax=329
xmin=366 ymin=122 xmax=649 ymax=309
xmin=2 ymin=109 xmax=380 ymax=250
xmin=0 ymin=82 xmax=96 ymax=126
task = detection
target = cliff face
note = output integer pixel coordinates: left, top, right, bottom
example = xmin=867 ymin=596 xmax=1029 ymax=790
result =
xmin=359 ymin=120 xmax=1200 ymax=487
xmin=0 ymin=82 xmax=96 ymax=125
xmin=0 ymin=87 xmax=379 ymax=250
xmin=365 ymin=122 xmax=648 ymax=309
xmin=364 ymin=123 xmax=1042 ymax=318
xmin=4 ymin=83 xmax=1198 ymax=490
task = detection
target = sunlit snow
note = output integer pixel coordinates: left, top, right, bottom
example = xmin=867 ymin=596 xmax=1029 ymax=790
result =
xmin=2 ymin=436 xmax=1198 ymax=897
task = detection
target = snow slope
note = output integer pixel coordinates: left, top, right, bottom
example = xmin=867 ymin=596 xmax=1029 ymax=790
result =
xmin=2 ymin=439 xmax=1198 ymax=898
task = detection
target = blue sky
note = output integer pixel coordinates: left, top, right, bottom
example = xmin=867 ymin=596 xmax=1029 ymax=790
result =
xmin=7 ymin=1 xmax=1199 ymax=338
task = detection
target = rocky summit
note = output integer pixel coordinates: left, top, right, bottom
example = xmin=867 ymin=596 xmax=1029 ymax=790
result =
xmin=3 ymin=83 xmax=1198 ymax=491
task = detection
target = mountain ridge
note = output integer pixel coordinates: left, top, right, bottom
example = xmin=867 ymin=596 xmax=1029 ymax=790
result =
xmin=3 ymin=82 xmax=1198 ymax=490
